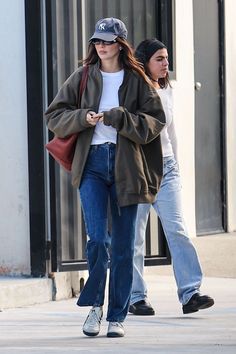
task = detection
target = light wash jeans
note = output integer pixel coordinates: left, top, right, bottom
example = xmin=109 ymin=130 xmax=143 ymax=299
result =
xmin=77 ymin=143 xmax=137 ymax=322
xmin=131 ymin=156 xmax=203 ymax=306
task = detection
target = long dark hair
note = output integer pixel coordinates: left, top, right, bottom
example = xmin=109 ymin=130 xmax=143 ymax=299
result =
xmin=135 ymin=38 xmax=171 ymax=89
xmin=83 ymin=38 xmax=152 ymax=86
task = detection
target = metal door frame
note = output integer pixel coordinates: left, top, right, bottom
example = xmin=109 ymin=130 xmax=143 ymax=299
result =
xmin=218 ymin=0 xmax=227 ymax=230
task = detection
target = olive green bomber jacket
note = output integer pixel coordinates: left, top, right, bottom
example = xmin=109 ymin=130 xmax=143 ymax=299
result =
xmin=45 ymin=63 xmax=166 ymax=207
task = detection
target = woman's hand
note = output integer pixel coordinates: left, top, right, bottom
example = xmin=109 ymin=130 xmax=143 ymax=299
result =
xmin=86 ymin=111 xmax=104 ymax=126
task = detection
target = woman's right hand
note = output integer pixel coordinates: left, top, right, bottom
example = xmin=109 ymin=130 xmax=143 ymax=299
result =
xmin=86 ymin=111 xmax=104 ymax=126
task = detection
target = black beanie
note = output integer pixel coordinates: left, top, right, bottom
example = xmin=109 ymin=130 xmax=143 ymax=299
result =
xmin=135 ymin=38 xmax=167 ymax=65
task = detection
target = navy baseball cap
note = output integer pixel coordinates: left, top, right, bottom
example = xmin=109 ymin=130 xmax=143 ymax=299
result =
xmin=90 ymin=17 xmax=128 ymax=41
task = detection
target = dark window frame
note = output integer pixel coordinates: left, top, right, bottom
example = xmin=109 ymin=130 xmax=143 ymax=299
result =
xmin=26 ymin=0 xmax=173 ymax=274
xmin=25 ymin=0 xmax=47 ymax=277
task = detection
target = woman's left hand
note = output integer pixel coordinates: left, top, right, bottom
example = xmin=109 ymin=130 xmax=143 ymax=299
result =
xmin=86 ymin=112 xmax=103 ymax=126
xmin=98 ymin=113 xmax=104 ymax=123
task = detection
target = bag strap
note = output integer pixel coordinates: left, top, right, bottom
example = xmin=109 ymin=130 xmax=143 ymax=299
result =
xmin=78 ymin=65 xmax=89 ymax=106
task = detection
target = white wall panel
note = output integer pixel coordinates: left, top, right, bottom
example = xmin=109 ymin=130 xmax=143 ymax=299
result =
xmin=172 ymin=0 xmax=196 ymax=236
xmin=0 ymin=0 xmax=30 ymax=275
xmin=225 ymin=0 xmax=236 ymax=232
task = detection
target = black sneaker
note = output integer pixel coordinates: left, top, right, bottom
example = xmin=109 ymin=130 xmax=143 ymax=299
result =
xmin=182 ymin=293 xmax=214 ymax=314
xmin=129 ymin=300 xmax=155 ymax=316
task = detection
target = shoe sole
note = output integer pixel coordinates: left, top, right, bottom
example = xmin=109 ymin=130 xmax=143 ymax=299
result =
xmin=83 ymin=330 xmax=99 ymax=337
xmin=129 ymin=309 xmax=155 ymax=316
xmin=183 ymin=299 xmax=214 ymax=314
xmin=107 ymin=332 xmax=124 ymax=338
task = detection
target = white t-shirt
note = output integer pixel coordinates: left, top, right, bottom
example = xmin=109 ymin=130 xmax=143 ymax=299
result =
xmin=157 ymin=86 xmax=178 ymax=160
xmin=91 ymin=69 xmax=124 ymax=145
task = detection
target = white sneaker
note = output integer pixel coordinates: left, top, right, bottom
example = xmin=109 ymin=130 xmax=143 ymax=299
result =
xmin=83 ymin=306 xmax=103 ymax=336
xmin=107 ymin=322 xmax=125 ymax=337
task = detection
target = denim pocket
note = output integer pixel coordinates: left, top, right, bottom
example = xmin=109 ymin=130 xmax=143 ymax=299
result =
xmin=88 ymin=145 xmax=98 ymax=156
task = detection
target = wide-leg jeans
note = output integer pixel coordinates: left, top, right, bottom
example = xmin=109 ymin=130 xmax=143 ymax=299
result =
xmin=77 ymin=143 xmax=137 ymax=322
xmin=131 ymin=156 xmax=203 ymax=305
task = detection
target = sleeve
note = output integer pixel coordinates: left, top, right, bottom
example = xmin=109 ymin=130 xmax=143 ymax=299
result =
xmin=103 ymin=78 xmax=166 ymax=145
xmin=167 ymin=120 xmax=178 ymax=163
xmin=44 ymin=68 xmax=92 ymax=138
xmin=166 ymin=87 xmax=178 ymax=163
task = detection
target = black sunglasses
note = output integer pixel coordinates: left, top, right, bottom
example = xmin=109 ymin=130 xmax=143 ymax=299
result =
xmin=91 ymin=39 xmax=117 ymax=46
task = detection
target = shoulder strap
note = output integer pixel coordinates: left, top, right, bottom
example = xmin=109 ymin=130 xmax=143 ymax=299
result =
xmin=78 ymin=65 xmax=89 ymax=106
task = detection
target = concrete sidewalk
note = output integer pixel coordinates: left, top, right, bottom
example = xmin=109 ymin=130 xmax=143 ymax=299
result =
xmin=0 ymin=273 xmax=235 ymax=353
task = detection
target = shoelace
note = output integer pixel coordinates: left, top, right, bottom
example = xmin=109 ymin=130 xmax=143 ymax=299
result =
xmin=87 ymin=309 xmax=101 ymax=327
xmin=110 ymin=322 xmax=123 ymax=328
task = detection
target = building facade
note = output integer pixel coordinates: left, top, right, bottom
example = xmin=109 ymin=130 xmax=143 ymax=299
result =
xmin=0 ymin=0 xmax=235 ymax=280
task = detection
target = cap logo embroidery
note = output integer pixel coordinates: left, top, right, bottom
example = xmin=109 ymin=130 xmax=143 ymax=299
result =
xmin=99 ymin=23 xmax=106 ymax=31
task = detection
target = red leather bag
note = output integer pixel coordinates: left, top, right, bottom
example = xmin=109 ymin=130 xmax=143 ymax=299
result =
xmin=45 ymin=65 xmax=89 ymax=171
xmin=45 ymin=133 xmax=78 ymax=171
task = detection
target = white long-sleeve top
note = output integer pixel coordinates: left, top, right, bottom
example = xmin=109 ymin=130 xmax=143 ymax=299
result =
xmin=157 ymin=86 xmax=178 ymax=162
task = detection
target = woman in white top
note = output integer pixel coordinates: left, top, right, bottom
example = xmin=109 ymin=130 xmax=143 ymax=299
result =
xmin=129 ymin=38 xmax=214 ymax=316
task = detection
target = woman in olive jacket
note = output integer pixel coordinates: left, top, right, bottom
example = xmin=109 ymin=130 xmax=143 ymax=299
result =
xmin=45 ymin=17 xmax=165 ymax=338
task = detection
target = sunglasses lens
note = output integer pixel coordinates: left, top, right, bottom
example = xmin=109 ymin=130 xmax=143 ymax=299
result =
xmin=92 ymin=39 xmax=116 ymax=45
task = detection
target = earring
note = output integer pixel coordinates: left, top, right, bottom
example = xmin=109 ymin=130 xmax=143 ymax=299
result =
xmin=119 ymin=47 xmax=122 ymax=50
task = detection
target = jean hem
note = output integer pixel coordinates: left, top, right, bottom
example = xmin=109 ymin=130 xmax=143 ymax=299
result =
xmin=130 ymin=295 xmax=147 ymax=305
xmin=182 ymin=290 xmax=200 ymax=305
xmin=77 ymin=301 xmax=104 ymax=307
xmin=106 ymin=318 xmax=125 ymax=323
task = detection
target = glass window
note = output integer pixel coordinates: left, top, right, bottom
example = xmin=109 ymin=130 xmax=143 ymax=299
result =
xmin=84 ymin=0 xmax=173 ymax=69
xmin=46 ymin=0 xmax=173 ymax=271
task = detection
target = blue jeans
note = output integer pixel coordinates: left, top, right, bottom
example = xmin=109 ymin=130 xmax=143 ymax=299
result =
xmin=77 ymin=143 xmax=137 ymax=322
xmin=131 ymin=156 xmax=203 ymax=305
